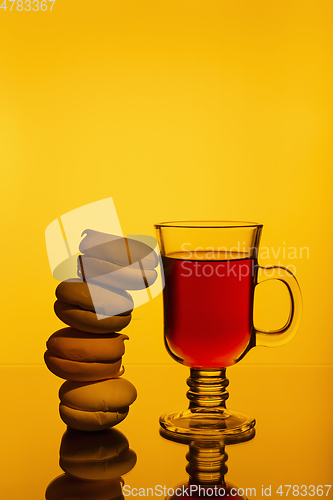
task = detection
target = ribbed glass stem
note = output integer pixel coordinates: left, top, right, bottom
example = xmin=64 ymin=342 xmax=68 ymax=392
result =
xmin=186 ymin=369 xmax=229 ymax=411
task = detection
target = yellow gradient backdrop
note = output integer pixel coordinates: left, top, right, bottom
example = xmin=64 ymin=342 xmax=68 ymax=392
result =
xmin=0 ymin=0 xmax=332 ymax=365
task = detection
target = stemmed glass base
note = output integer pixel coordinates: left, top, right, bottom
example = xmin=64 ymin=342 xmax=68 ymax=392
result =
xmin=160 ymin=369 xmax=255 ymax=437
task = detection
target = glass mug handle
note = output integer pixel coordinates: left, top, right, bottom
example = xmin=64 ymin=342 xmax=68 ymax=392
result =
xmin=255 ymin=266 xmax=303 ymax=347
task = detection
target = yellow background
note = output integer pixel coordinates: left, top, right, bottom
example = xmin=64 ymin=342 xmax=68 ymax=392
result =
xmin=0 ymin=0 xmax=332 ymax=366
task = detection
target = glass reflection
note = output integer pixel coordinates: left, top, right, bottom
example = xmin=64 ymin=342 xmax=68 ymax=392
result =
xmin=160 ymin=428 xmax=255 ymax=500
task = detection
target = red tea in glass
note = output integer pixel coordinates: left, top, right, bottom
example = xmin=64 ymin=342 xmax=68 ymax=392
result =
xmin=162 ymin=253 xmax=256 ymax=368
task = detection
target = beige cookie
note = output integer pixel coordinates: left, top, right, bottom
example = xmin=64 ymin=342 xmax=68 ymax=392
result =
xmin=59 ymin=377 xmax=137 ymax=412
xmin=80 ymin=229 xmax=158 ymax=269
xmin=54 ymin=300 xmax=131 ymax=334
xmin=56 ymin=279 xmax=133 ymax=317
xmin=44 ymin=351 xmax=124 ymax=381
xmin=59 ymin=404 xmax=129 ymax=432
xmin=78 ymin=256 xmax=157 ymax=290
xmin=46 ymin=328 xmax=128 ymax=362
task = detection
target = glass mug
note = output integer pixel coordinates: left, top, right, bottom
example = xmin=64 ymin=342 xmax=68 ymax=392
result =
xmin=154 ymin=221 xmax=302 ymax=437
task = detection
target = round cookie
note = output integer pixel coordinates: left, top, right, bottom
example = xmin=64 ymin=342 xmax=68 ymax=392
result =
xmin=47 ymin=328 xmax=128 ymax=362
xmin=59 ymin=405 xmax=128 ymax=431
xmin=59 ymin=428 xmax=137 ymax=480
xmin=54 ymin=300 xmax=131 ymax=334
xmin=80 ymin=229 xmax=158 ymax=269
xmin=45 ymin=474 xmax=124 ymax=500
xmin=44 ymin=351 xmax=124 ymax=381
xmin=59 ymin=378 xmax=137 ymax=411
xmin=59 ymin=378 xmax=137 ymax=431
xmin=78 ymin=256 xmax=157 ymax=290
xmin=56 ymin=279 xmax=133 ymax=317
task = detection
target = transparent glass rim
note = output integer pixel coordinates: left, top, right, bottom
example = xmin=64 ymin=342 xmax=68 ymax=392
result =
xmin=154 ymin=220 xmax=263 ymax=229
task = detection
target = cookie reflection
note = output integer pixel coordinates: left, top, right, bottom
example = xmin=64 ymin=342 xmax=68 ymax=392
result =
xmin=59 ymin=427 xmax=137 ymax=480
xmin=45 ymin=474 xmax=124 ymax=500
xmin=45 ymin=428 xmax=136 ymax=499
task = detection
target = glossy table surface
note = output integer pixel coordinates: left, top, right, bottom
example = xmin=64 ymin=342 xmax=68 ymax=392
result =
xmin=1 ymin=363 xmax=332 ymax=499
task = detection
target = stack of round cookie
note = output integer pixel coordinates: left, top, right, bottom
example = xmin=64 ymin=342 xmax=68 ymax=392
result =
xmin=44 ymin=230 xmax=158 ymax=431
